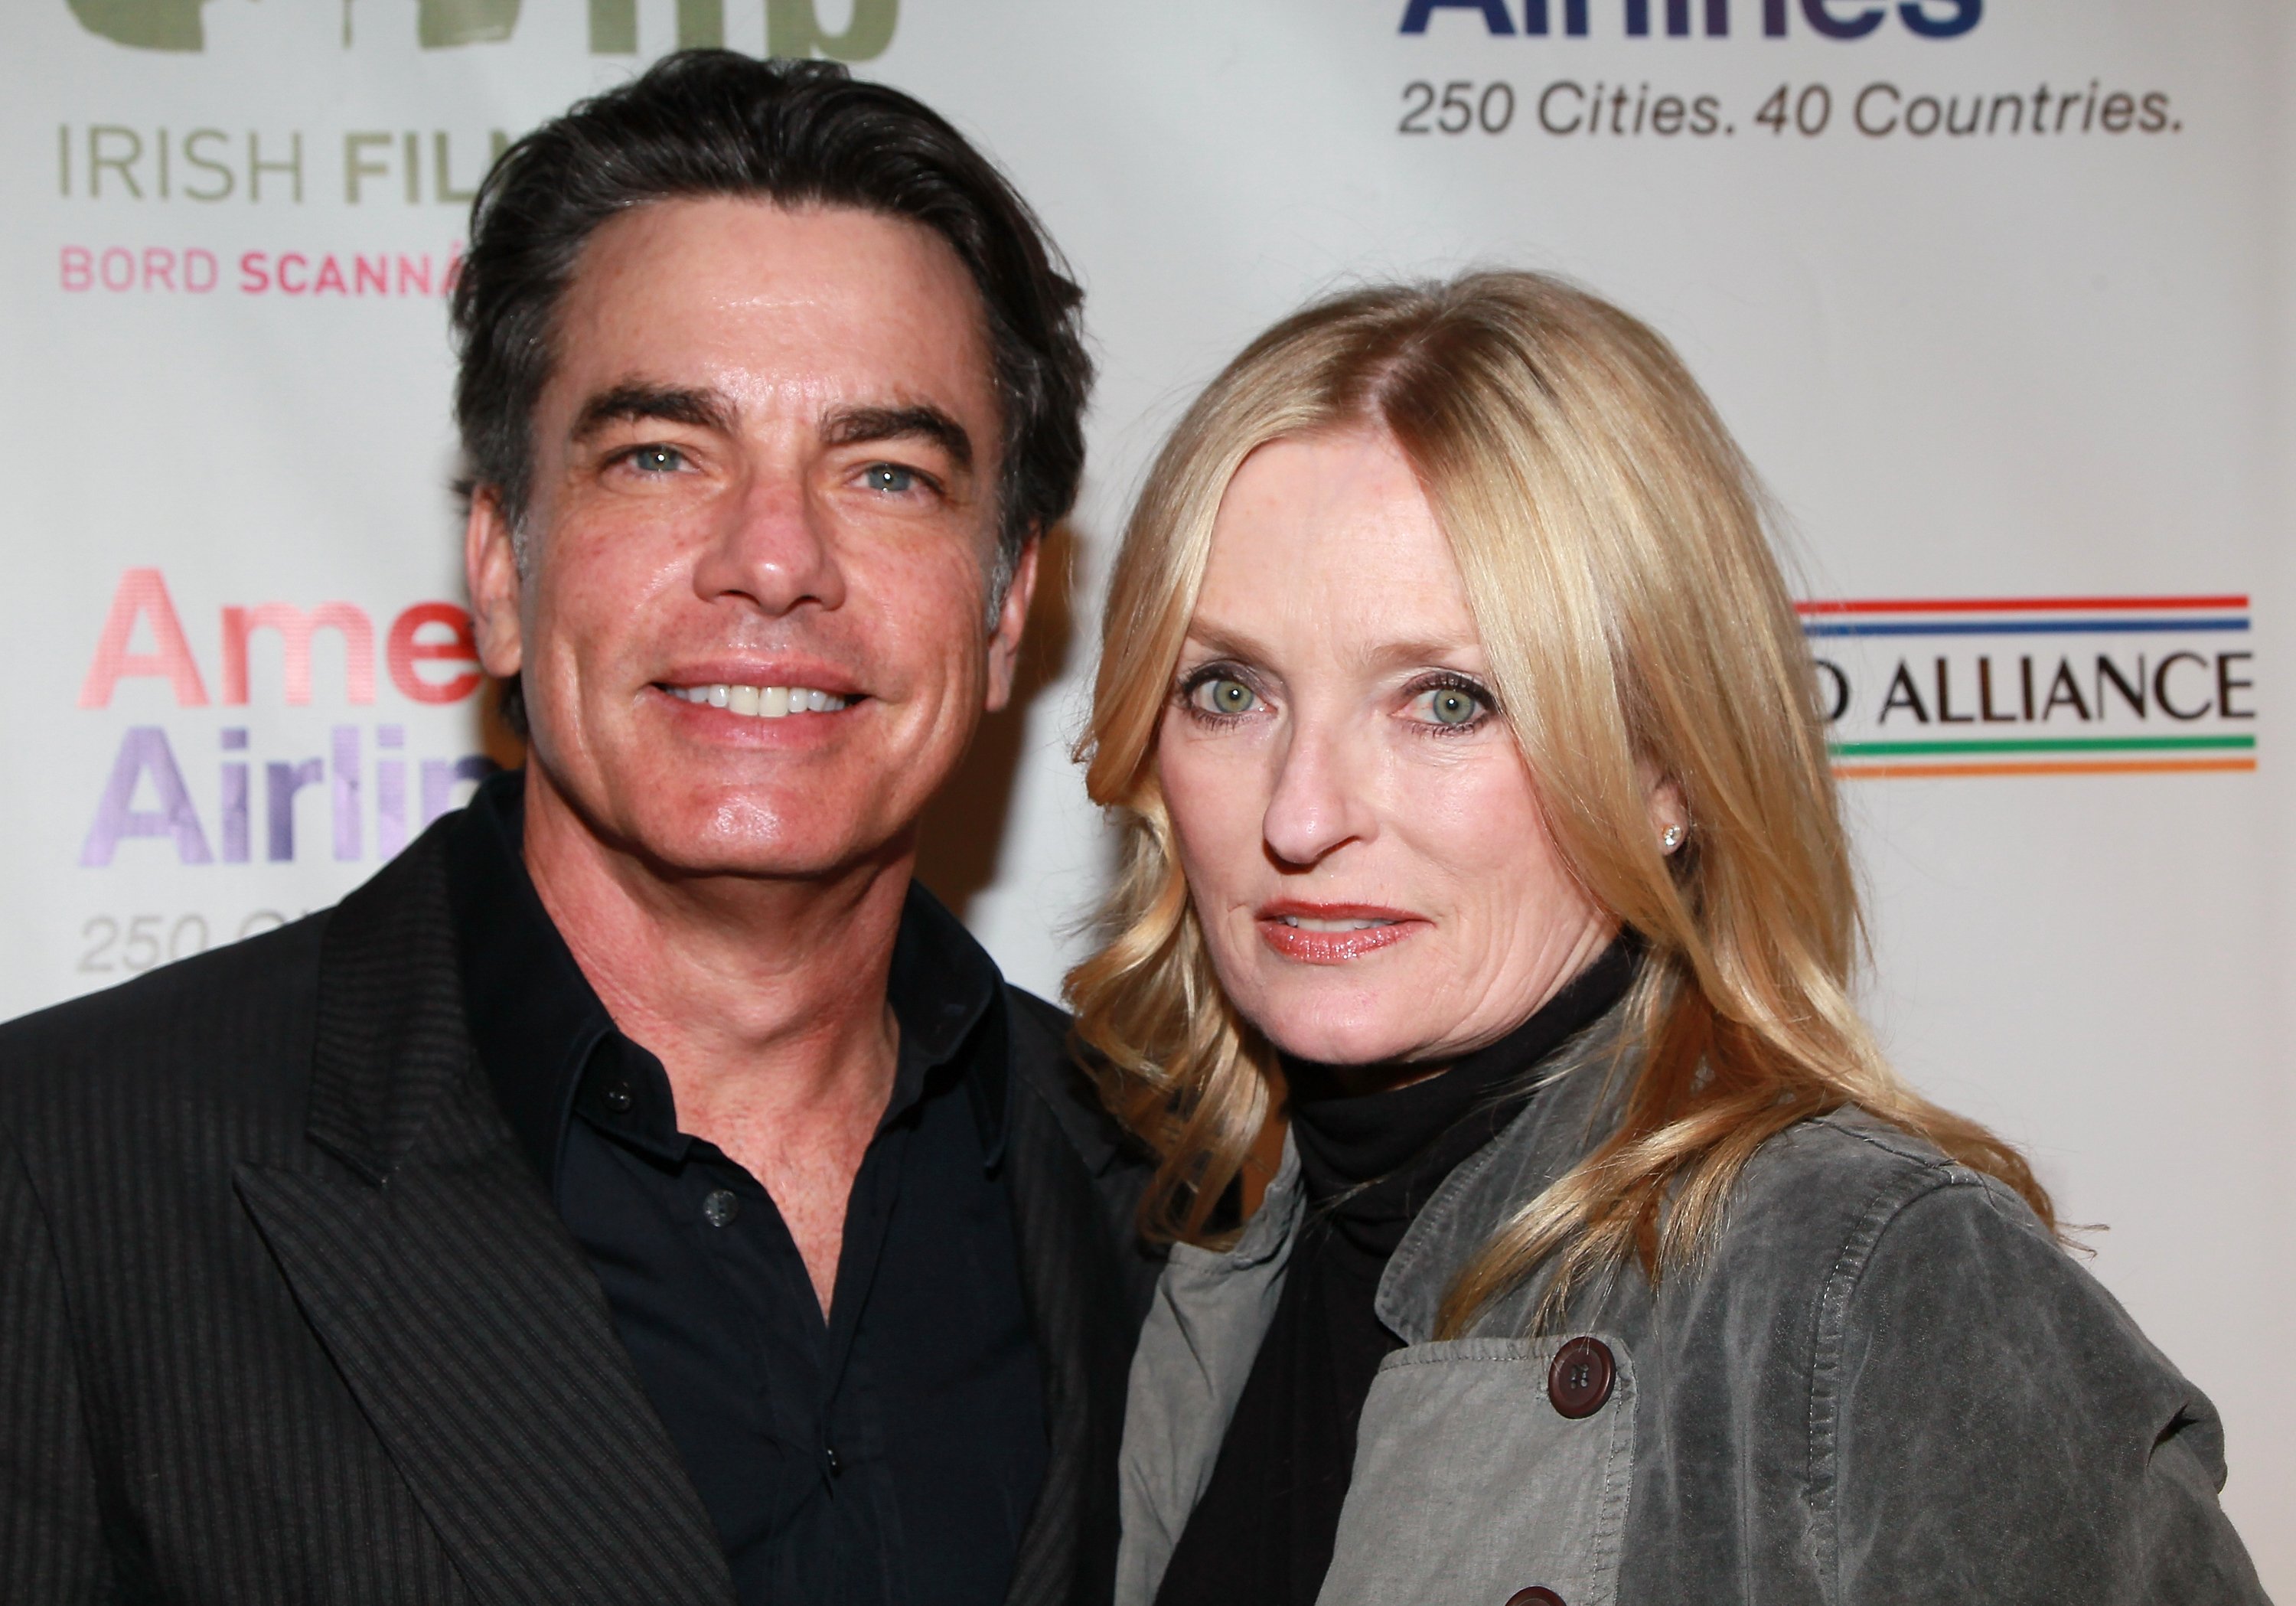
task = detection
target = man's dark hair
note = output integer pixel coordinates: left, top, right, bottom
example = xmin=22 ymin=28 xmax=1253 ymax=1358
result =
xmin=450 ymin=49 xmax=1091 ymax=566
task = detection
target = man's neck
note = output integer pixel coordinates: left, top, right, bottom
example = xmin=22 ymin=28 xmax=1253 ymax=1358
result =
xmin=520 ymin=768 xmax=908 ymax=1167
xmin=518 ymin=767 xmax=917 ymax=1314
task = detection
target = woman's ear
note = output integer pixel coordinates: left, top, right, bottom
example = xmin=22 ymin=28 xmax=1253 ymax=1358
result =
xmin=1646 ymin=775 xmax=1690 ymax=857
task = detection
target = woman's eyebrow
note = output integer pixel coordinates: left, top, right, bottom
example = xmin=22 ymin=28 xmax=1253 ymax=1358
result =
xmin=1178 ymin=619 xmax=1270 ymax=664
xmin=1358 ymin=635 xmax=1482 ymax=671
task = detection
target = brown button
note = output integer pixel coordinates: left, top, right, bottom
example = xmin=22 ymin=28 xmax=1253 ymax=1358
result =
xmin=1505 ymin=1590 xmax=1565 ymax=1606
xmin=1547 ymin=1336 xmax=1615 ymax=1418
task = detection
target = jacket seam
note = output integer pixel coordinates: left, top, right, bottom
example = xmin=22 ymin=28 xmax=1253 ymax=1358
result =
xmin=1804 ymin=1158 xmax=1981 ymax=1604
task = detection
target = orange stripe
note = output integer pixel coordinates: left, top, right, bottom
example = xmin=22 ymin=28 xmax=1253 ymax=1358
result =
xmin=1835 ymin=758 xmax=2258 ymax=780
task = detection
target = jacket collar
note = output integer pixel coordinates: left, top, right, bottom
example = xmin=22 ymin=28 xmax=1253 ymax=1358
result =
xmin=1375 ymin=1004 xmax=1641 ymax=1343
xmin=301 ymin=814 xmax=500 ymax=1186
xmin=1228 ymin=1001 xmax=1639 ymax=1348
xmin=241 ymin=814 xmax=739 ymax=1605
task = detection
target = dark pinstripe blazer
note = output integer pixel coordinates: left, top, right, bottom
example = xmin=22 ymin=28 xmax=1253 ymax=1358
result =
xmin=0 ymin=824 xmax=1156 ymax=1605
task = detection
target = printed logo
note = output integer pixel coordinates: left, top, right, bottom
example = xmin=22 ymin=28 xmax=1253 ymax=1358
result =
xmin=1400 ymin=0 xmax=1981 ymax=40
xmin=67 ymin=0 xmax=899 ymax=60
xmin=1805 ymin=595 xmax=2256 ymax=779
xmin=73 ymin=568 xmax=498 ymax=868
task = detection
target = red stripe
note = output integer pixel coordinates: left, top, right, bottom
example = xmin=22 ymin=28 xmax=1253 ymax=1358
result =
xmin=1796 ymin=595 xmax=2248 ymax=616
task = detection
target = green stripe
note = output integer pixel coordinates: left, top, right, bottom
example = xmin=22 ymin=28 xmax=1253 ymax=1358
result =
xmin=1829 ymin=735 xmax=2258 ymax=757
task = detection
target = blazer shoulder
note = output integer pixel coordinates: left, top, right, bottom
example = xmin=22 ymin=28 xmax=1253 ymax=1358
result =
xmin=0 ymin=912 xmax=333 ymax=1160
xmin=0 ymin=912 xmax=331 ymax=1079
xmin=1003 ymin=983 xmax=1148 ymax=1179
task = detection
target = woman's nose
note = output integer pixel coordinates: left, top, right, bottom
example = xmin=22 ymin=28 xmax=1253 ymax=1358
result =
xmin=1261 ymin=717 xmax=1374 ymax=869
xmin=691 ymin=467 xmax=847 ymax=615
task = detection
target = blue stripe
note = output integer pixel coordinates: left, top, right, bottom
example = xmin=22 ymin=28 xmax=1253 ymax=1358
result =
xmin=1802 ymin=619 xmax=2249 ymax=638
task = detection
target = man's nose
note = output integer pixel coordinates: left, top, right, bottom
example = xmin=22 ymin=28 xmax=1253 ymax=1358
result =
xmin=691 ymin=465 xmax=847 ymax=615
xmin=1260 ymin=714 xmax=1375 ymax=870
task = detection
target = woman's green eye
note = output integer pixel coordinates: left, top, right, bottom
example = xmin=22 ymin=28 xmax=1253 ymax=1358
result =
xmin=1423 ymin=687 xmax=1484 ymax=726
xmin=1194 ymin=677 xmax=1257 ymax=716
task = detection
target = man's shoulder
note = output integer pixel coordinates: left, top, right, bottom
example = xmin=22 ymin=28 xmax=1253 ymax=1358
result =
xmin=0 ymin=821 xmax=463 ymax=1154
xmin=0 ymin=911 xmax=333 ymax=1150
xmin=1000 ymin=982 xmax=1163 ymax=1325
xmin=1001 ymin=983 xmax=1150 ymax=1180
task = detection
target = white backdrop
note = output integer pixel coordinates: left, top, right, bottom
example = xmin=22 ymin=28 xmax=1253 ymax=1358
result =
xmin=4 ymin=0 xmax=2288 ymax=1585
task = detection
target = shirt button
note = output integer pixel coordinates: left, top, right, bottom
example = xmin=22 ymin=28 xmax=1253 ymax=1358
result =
xmin=1546 ymin=1336 xmax=1616 ymax=1419
xmin=702 ymin=1188 xmax=740 ymax=1227
xmin=824 ymin=1446 xmax=843 ymax=1477
xmin=1505 ymin=1591 xmax=1565 ymax=1606
xmin=602 ymin=1082 xmax=634 ymax=1114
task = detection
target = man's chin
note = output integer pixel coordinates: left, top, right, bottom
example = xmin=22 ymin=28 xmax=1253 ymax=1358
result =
xmin=625 ymin=813 xmax=904 ymax=885
xmin=530 ymin=778 xmax=893 ymax=884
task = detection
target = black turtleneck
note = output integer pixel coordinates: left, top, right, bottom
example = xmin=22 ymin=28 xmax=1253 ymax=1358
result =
xmin=1152 ymin=939 xmax=1638 ymax=1606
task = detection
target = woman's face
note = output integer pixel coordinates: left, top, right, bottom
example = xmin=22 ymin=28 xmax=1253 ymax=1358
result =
xmin=1156 ymin=427 xmax=1618 ymax=1069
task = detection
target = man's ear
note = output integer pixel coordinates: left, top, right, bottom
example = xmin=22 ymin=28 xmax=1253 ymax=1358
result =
xmin=465 ymin=488 xmax=525 ymax=680
xmin=982 ymin=535 xmax=1042 ymax=714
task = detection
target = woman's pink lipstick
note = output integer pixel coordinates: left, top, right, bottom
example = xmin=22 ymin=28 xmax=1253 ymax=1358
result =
xmin=1255 ymin=902 xmax=1426 ymax=964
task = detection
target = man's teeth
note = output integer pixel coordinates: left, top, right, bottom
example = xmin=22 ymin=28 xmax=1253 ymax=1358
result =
xmin=673 ymin=684 xmax=850 ymax=718
xmin=1280 ymin=916 xmax=1391 ymax=932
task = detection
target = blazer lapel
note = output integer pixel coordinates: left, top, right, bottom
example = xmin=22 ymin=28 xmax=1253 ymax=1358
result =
xmin=234 ymin=829 xmax=734 ymax=1606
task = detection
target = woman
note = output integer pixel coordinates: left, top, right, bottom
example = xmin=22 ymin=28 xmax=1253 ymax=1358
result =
xmin=1069 ymin=273 xmax=2263 ymax=1606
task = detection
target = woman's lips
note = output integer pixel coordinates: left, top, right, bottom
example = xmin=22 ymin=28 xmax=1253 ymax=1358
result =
xmin=1254 ymin=906 xmax=1427 ymax=964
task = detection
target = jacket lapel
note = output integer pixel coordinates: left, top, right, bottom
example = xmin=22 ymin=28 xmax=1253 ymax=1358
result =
xmin=234 ymin=829 xmax=734 ymax=1606
xmin=1376 ymin=1005 xmax=1641 ymax=1345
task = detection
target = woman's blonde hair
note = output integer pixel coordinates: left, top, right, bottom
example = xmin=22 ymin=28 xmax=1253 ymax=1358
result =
xmin=1067 ymin=271 xmax=2052 ymax=1335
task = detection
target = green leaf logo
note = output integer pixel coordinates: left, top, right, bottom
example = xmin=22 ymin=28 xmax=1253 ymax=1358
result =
xmin=67 ymin=0 xmax=209 ymax=51
xmin=419 ymin=0 xmax=523 ymax=47
xmin=588 ymin=0 xmax=898 ymax=60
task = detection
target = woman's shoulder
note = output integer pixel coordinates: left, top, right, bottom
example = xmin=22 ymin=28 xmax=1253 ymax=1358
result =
xmin=1705 ymin=1104 xmax=2060 ymax=1305
xmin=1700 ymin=1105 xmax=2193 ymax=1412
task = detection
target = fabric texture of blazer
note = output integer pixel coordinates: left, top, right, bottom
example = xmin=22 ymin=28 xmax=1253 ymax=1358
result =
xmin=0 ymin=818 xmax=1157 ymax=1606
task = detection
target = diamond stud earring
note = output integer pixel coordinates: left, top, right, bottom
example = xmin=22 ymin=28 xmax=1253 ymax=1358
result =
xmin=1660 ymin=823 xmax=1686 ymax=854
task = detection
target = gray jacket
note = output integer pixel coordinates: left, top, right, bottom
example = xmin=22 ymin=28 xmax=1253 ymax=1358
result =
xmin=1117 ymin=1012 xmax=2267 ymax=1606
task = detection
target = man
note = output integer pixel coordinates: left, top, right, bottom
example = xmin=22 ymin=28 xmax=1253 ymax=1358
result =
xmin=1 ymin=53 xmax=1153 ymax=1606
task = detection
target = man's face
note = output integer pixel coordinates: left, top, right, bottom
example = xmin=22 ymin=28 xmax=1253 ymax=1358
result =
xmin=467 ymin=198 xmax=1032 ymax=882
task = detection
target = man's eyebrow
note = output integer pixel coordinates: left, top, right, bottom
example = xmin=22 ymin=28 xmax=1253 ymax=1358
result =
xmin=569 ymin=382 xmax=735 ymax=442
xmin=821 ymin=404 xmax=974 ymax=471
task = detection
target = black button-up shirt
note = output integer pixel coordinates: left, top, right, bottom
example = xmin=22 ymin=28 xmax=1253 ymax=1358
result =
xmin=445 ymin=773 xmax=1046 ymax=1606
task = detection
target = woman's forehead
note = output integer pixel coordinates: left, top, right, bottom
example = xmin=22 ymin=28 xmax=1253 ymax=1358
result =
xmin=1195 ymin=431 xmax=1479 ymax=650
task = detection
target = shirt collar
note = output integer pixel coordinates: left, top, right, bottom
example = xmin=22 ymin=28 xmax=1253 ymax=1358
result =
xmin=445 ymin=769 xmax=1010 ymax=1190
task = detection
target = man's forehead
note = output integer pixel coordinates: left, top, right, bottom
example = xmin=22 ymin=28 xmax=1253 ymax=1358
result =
xmin=545 ymin=195 xmax=997 ymax=420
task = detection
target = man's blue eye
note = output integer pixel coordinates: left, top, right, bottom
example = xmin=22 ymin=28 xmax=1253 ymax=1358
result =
xmin=631 ymin=446 xmax=684 ymax=473
xmin=865 ymin=464 xmax=917 ymax=494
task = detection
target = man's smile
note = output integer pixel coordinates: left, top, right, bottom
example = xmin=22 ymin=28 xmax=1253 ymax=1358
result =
xmin=660 ymin=681 xmax=858 ymax=718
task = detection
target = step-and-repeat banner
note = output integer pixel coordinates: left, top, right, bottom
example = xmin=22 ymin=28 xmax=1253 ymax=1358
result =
xmin=5 ymin=0 xmax=2289 ymax=1579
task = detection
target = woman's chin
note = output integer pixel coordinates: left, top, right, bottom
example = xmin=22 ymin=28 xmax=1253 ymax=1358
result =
xmin=1251 ymin=1010 xmax=1434 ymax=1071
